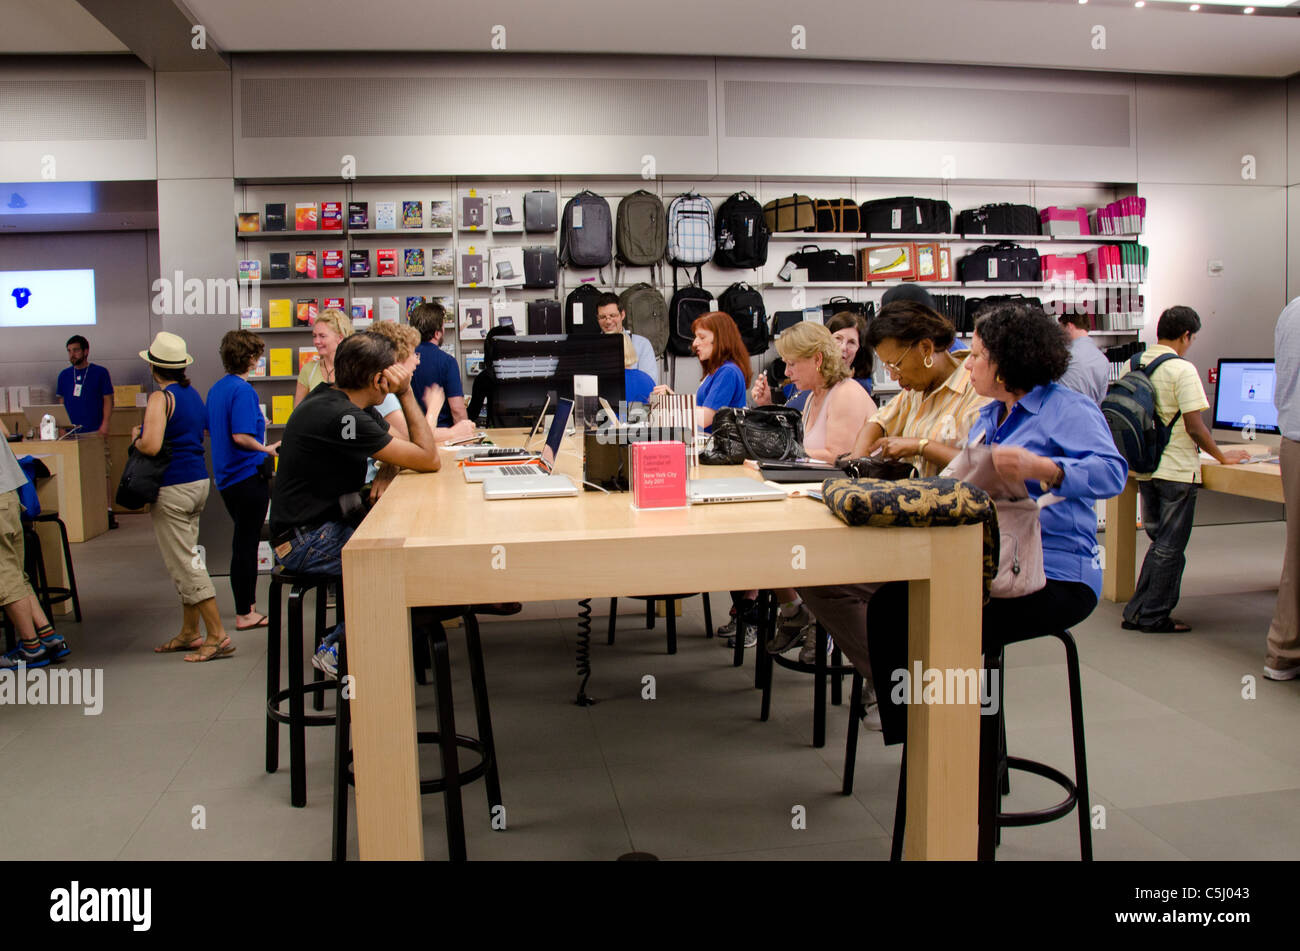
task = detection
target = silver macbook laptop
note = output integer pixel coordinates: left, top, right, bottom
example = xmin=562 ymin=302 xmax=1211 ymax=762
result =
xmin=687 ymin=478 xmax=788 ymax=504
xmin=456 ymin=397 xmax=549 ymax=461
xmin=481 ymin=398 xmax=578 ymax=499
xmin=465 ymin=397 xmax=572 ymax=483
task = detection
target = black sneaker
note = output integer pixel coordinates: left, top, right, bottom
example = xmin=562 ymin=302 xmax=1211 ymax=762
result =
xmin=108 ymin=511 xmax=119 ymax=530
xmin=715 ymin=616 xmax=737 ymax=637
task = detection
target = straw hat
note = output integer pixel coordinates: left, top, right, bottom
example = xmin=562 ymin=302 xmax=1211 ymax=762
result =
xmin=139 ymin=331 xmax=194 ymax=368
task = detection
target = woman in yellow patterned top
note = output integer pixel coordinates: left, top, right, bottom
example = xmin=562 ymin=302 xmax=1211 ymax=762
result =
xmin=292 ymin=308 xmax=354 ymax=407
xmin=844 ymin=300 xmax=989 ymax=476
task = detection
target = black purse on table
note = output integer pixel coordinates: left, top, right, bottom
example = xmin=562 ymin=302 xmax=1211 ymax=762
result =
xmin=700 ymin=405 xmax=805 ymax=465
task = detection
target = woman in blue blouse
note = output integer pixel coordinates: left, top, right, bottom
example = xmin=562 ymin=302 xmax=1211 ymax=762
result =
xmin=865 ymin=303 xmax=1128 ymax=745
xmin=650 ymin=311 xmax=752 ymax=432
xmin=134 ymin=332 xmax=234 ymax=663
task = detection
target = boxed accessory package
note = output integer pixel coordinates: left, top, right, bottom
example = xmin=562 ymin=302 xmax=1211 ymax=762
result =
xmin=859 ymin=243 xmax=917 ymax=282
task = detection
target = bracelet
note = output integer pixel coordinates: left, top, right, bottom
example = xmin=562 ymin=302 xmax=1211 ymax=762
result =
xmin=916 ymin=438 xmax=930 ymax=457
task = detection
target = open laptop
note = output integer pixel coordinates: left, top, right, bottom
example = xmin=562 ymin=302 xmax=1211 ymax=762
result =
xmin=687 ymin=478 xmax=788 ymax=504
xmin=23 ymin=404 xmax=77 ymax=432
xmin=481 ymin=398 xmax=579 ymax=499
xmin=465 ymin=397 xmax=572 ymax=483
xmin=455 ymin=396 xmax=550 ymax=461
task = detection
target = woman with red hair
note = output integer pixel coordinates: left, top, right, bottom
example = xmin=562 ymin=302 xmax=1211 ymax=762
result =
xmin=651 ymin=311 xmax=752 ymax=432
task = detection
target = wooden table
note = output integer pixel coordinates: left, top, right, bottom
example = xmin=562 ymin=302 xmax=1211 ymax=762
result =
xmin=1102 ymin=445 xmax=1283 ymax=602
xmin=15 ymin=435 xmax=108 ymax=543
xmin=342 ymin=430 xmax=986 ymax=861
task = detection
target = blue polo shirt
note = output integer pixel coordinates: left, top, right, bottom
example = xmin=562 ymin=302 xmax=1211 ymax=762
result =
xmin=206 ymin=374 xmax=266 ymax=490
xmin=624 ymin=368 xmax=654 ymax=405
xmin=56 ymin=363 xmax=113 ymax=432
xmin=696 ymin=361 xmax=747 ymax=433
xmin=969 ymin=382 xmax=1127 ymax=597
xmin=411 ymin=342 xmax=464 ymax=428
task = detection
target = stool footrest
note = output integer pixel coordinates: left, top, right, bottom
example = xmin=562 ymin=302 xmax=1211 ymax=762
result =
xmin=342 ymin=731 xmax=493 ymax=793
xmin=268 ymin=682 xmax=340 ymax=727
xmin=997 ymin=755 xmax=1078 ymax=827
xmin=769 ymin=653 xmax=856 ymax=676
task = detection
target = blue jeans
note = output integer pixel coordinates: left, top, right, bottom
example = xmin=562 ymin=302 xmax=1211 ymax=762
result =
xmin=275 ymin=521 xmax=354 ymax=648
xmin=1124 ymin=479 xmax=1198 ymax=627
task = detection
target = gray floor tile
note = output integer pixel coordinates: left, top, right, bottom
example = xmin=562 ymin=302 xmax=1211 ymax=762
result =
xmin=1125 ymin=788 xmax=1300 ymax=860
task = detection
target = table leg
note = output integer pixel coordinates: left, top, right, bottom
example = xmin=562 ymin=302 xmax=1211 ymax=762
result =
xmin=1102 ymin=480 xmax=1137 ymax=603
xmin=344 ymin=549 xmax=423 ymax=860
xmin=903 ymin=525 xmax=982 ymax=860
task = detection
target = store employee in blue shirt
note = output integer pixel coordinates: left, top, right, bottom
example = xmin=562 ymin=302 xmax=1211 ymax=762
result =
xmin=651 ymin=311 xmax=752 ymax=433
xmin=56 ymin=335 xmax=114 ymax=435
xmin=864 ymin=302 xmax=1127 ymax=747
xmin=407 ymin=302 xmax=467 ymax=428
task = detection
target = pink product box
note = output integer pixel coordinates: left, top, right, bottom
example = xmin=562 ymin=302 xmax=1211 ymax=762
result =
xmin=1040 ymin=206 xmax=1091 ymax=236
xmin=1041 ymin=254 xmax=1088 ymax=282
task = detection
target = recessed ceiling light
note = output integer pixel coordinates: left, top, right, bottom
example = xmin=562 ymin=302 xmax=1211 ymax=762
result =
xmin=1189 ymin=3 xmax=1199 ymax=8
xmin=1134 ymin=1 xmax=1145 ymax=7
xmin=1078 ymin=0 xmax=1087 ymax=4
xmin=1243 ymin=5 xmax=1255 ymax=10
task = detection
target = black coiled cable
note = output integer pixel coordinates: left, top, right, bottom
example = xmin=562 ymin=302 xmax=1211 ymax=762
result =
xmin=575 ymin=598 xmax=595 ymax=706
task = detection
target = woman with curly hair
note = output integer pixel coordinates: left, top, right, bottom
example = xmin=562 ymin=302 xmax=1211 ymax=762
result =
xmin=864 ymin=302 xmax=1128 ymax=744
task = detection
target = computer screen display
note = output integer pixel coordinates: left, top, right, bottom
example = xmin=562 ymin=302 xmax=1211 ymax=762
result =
xmin=1213 ymin=359 xmax=1279 ymax=434
xmin=487 ymin=334 xmax=624 ymax=428
xmin=0 ymin=269 xmax=96 ymax=327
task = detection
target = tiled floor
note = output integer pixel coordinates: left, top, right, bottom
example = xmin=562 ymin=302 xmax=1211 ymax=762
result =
xmin=1 ymin=515 xmax=1293 ymax=861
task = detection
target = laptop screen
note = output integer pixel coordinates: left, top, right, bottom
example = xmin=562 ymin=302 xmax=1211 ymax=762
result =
xmin=1214 ymin=359 xmax=1279 ymax=434
xmin=541 ymin=398 xmax=573 ymax=469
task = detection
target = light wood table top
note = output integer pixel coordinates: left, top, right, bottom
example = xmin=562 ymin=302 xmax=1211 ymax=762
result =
xmin=342 ymin=428 xmax=986 ymax=861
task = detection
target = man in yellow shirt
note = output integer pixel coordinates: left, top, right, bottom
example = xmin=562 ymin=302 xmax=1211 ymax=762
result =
xmin=1122 ymin=306 xmax=1250 ymax=634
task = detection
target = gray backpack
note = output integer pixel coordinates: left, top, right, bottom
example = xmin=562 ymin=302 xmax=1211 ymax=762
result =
xmin=615 ymin=190 xmax=667 ymax=283
xmin=619 ymin=283 xmax=669 ymax=359
xmin=559 ymin=190 xmax=613 ymax=280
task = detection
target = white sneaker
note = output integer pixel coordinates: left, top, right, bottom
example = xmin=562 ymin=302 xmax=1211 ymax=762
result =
xmin=1264 ymin=664 xmax=1300 ymax=681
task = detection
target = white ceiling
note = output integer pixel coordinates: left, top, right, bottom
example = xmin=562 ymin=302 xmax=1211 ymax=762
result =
xmin=0 ymin=0 xmax=124 ymax=53
xmin=2 ymin=0 xmax=1298 ymax=77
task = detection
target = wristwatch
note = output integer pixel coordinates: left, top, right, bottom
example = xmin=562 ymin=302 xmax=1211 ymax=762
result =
xmin=1040 ymin=463 xmax=1064 ymax=492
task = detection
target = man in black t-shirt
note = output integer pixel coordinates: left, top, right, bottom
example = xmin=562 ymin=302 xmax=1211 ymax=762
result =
xmin=270 ymin=331 xmax=441 ymax=676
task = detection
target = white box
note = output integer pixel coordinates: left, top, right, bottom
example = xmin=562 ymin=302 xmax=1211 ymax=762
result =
xmin=490 ymin=246 xmax=525 ymax=287
xmin=489 ymin=192 xmax=522 ymax=232
xmin=8 ymin=386 xmax=30 ymax=410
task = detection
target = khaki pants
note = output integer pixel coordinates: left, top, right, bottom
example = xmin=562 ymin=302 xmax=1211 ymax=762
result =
xmin=151 ymin=479 xmax=217 ymax=605
xmin=0 ymin=489 xmax=35 ymax=608
xmin=1266 ymin=438 xmax=1300 ymax=669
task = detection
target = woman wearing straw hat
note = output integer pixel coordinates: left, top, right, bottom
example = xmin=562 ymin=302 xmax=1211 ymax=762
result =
xmin=134 ymin=332 xmax=234 ymax=662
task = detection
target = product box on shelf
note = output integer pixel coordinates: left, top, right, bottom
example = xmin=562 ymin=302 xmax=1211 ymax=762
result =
xmin=237 ymin=212 xmax=260 ymax=233
xmin=294 ymin=203 xmax=318 ymax=231
xmin=375 ymin=201 xmax=397 ymax=231
xmin=347 ymin=202 xmax=368 ymax=229
xmin=429 ymin=201 xmax=453 ymax=230
xmin=264 ymin=203 xmax=286 ymax=231
xmin=402 ymin=200 xmax=423 ymax=229
xmin=267 ymin=299 xmax=292 ymax=328
xmin=268 ymin=252 xmax=290 ymax=281
xmin=1040 ymin=206 xmax=1090 ymax=236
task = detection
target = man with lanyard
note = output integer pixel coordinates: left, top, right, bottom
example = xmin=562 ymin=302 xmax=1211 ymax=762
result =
xmin=55 ymin=335 xmax=117 ymax=528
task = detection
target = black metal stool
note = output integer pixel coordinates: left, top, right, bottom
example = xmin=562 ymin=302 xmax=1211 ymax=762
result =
xmin=265 ymin=566 xmax=341 ymax=808
xmin=607 ymin=593 xmax=713 ymax=655
xmin=22 ymin=513 xmax=81 ymax=624
xmin=888 ymin=630 xmax=1092 ymax=861
xmin=755 ymin=603 xmax=853 ymax=748
xmin=333 ymin=607 xmax=504 ymax=862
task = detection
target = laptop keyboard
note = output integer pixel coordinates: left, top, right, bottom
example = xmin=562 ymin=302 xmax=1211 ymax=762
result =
xmin=482 ymin=448 xmax=527 ymax=457
xmin=499 ymin=465 xmax=539 ymax=477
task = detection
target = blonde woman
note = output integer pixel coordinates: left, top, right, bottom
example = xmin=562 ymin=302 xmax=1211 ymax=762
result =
xmin=293 ymin=308 xmax=354 ymax=406
xmin=778 ymin=322 xmax=874 ymax=461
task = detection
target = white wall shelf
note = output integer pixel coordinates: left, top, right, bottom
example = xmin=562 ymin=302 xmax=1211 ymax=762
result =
xmin=236 ymin=231 xmax=348 ymax=241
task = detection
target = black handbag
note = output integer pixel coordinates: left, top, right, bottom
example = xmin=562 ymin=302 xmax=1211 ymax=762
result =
xmin=839 ymin=457 xmax=918 ymax=480
xmin=700 ymin=406 xmax=805 ymax=465
xmin=115 ymin=391 xmax=174 ymax=509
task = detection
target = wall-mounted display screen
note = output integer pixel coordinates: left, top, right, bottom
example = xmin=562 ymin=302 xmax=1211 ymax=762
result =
xmin=0 ymin=269 xmax=97 ymax=327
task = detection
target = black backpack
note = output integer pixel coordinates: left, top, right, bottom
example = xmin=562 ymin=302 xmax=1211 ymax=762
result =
xmin=564 ymin=283 xmax=604 ymax=335
xmin=718 ymin=282 xmax=769 ymax=355
xmin=559 ymin=190 xmax=613 ymax=276
xmin=1101 ymin=353 xmax=1183 ymax=476
xmin=667 ymin=285 xmax=714 ymax=357
xmin=713 ymin=191 xmax=769 ymax=269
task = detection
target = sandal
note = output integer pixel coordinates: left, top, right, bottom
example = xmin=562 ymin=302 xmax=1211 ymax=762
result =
xmin=184 ymin=637 xmax=237 ymax=662
xmin=235 ymin=614 xmax=269 ymax=631
xmin=155 ymin=634 xmax=203 ymax=653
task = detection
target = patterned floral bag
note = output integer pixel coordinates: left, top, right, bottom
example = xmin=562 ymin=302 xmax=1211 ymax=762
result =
xmin=820 ymin=476 xmax=998 ymax=604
